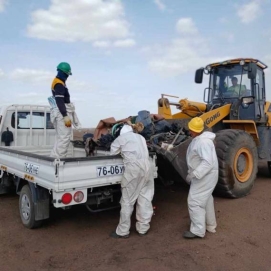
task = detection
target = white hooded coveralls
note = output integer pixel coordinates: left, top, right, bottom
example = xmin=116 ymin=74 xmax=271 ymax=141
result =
xmin=50 ymin=102 xmax=81 ymax=158
xmin=110 ymin=125 xmax=154 ymax=236
xmin=186 ymin=131 xmax=219 ymax=237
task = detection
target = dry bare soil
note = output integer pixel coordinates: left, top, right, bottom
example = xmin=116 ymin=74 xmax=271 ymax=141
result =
xmin=0 ymin=163 xmax=271 ymax=271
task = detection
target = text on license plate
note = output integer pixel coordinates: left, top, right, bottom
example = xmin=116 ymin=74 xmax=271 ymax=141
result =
xmin=24 ymin=162 xmax=39 ymax=175
xmin=96 ymin=164 xmax=125 ymax=177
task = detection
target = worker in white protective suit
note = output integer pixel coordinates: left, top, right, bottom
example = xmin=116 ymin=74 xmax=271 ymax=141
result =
xmin=183 ymin=117 xmax=219 ymax=239
xmin=48 ymin=62 xmax=81 ymax=158
xmin=109 ymin=124 xmax=154 ymax=238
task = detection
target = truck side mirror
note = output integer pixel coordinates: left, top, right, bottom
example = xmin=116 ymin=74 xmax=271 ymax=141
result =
xmin=195 ymin=68 xmax=204 ymax=84
xmin=248 ymin=63 xmax=257 ymax=79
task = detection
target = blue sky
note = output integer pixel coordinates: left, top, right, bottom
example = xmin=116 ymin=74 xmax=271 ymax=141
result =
xmin=0 ymin=0 xmax=270 ymax=127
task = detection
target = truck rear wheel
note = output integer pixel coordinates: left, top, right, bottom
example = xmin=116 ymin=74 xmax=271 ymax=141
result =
xmin=215 ymin=129 xmax=258 ymax=198
xmin=19 ymin=185 xmax=42 ymax=229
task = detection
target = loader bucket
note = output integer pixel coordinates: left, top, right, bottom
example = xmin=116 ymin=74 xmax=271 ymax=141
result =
xmin=150 ymin=134 xmax=192 ymax=184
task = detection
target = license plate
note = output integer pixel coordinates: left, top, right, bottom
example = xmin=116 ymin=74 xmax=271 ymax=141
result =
xmin=24 ymin=162 xmax=39 ymax=175
xmin=96 ymin=164 xmax=125 ymax=177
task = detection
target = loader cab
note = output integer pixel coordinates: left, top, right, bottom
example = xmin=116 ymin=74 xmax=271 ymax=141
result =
xmin=195 ymin=59 xmax=267 ymax=123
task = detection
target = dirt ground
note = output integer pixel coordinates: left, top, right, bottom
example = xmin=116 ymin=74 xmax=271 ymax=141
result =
xmin=0 ymin=163 xmax=271 ymax=271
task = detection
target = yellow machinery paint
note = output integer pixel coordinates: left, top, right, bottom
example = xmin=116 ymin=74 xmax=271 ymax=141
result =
xmin=155 ymin=58 xmax=270 ymax=198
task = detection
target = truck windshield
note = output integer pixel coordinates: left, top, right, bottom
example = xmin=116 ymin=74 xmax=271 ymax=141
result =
xmin=210 ymin=65 xmax=251 ymax=101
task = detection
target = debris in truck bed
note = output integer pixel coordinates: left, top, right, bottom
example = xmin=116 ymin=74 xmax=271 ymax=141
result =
xmin=77 ymin=110 xmax=191 ymax=157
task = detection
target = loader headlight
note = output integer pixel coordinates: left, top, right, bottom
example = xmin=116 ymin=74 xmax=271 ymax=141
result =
xmin=239 ymin=59 xmax=245 ymax=66
xmin=242 ymin=97 xmax=254 ymax=104
xmin=206 ymin=65 xmax=212 ymax=72
xmin=241 ymin=96 xmax=254 ymax=108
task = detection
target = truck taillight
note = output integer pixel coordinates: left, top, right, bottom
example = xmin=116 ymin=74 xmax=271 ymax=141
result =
xmin=62 ymin=193 xmax=72 ymax=205
xmin=74 ymin=191 xmax=84 ymax=203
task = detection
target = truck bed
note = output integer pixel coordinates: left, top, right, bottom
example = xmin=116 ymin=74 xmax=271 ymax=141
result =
xmin=0 ymin=146 xmax=157 ymax=192
xmin=0 ymin=146 xmax=126 ymax=192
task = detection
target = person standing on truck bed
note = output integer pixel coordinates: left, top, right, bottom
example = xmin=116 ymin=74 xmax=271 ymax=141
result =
xmin=109 ymin=123 xmax=154 ymax=239
xmin=49 ymin=62 xmax=81 ymax=158
xmin=184 ymin=117 xmax=219 ymax=239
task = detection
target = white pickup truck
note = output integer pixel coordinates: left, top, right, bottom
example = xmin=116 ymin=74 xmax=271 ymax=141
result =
xmin=0 ymin=104 xmax=157 ymax=229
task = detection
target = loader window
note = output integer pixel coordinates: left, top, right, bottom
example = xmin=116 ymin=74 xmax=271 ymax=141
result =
xmin=11 ymin=112 xmax=54 ymax=129
xmin=210 ymin=65 xmax=252 ymax=101
xmin=255 ymin=69 xmax=264 ymax=100
xmin=224 ymin=75 xmax=250 ymax=96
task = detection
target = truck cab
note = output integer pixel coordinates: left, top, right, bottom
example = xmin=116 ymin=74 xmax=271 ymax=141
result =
xmin=0 ymin=104 xmax=55 ymax=147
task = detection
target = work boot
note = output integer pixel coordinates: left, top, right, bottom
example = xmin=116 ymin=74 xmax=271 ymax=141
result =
xmin=183 ymin=231 xmax=201 ymax=239
xmin=206 ymin=227 xmax=216 ymax=233
xmin=110 ymin=231 xmax=129 ymax=239
xmin=137 ymin=230 xmax=149 ymax=237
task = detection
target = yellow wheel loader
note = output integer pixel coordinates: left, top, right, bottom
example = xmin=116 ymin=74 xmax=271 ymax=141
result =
xmin=154 ymin=58 xmax=270 ymax=198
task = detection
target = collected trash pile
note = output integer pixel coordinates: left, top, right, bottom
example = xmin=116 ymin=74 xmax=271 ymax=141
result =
xmin=79 ymin=110 xmax=191 ymax=157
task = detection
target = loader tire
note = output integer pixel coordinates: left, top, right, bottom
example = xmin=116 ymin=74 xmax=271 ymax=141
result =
xmin=215 ymin=129 xmax=258 ymax=198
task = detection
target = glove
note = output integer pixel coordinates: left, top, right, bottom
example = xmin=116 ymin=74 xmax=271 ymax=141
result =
xmin=186 ymin=171 xmax=195 ymax=184
xmin=63 ymin=116 xmax=72 ymax=127
xmin=167 ymin=144 xmax=173 ymax=151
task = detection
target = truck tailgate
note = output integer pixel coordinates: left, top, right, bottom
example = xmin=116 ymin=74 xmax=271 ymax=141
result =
xmin=57 ymin=156 xmax=125 ymax=190
xmin=0 ymin=147 xmax=157 ymax=193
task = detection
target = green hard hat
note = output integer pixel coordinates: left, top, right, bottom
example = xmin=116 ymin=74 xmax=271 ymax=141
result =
xmin=112 ymin=123 xmax=124 ymax=138
xmin=57 ymin=62 xmax=72 ymax=75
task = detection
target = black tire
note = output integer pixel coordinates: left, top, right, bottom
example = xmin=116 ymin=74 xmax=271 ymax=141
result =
xmin=19 ymin=185 xmax=42 ymax=229
xmin=215 ymin=129 xmax=258 ymax=198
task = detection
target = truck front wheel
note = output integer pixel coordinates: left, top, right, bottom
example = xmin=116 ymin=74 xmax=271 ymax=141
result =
xmin=19 ymin=185 xmax=42 ymax=229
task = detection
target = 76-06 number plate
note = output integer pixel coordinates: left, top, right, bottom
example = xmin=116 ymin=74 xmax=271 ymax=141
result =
xmin=96 ymin=164 xmax=125 ymax=177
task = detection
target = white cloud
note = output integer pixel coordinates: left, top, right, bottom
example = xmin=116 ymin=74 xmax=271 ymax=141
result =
xmin=237 ymin=1 xmax=262 ymax=24
xmin=68 ymin=77 xmax=89 ymax=91
xmin=9 ymin=69 xmax=53 ymax=84
xmin=148 ymin=38 xmax=214 ymax=76
xmin=176 ymin=18 xmax=198 ymax=35
xmin=219 ymin=17 xmax=228 ymax=24
xmin=8 ymin=68 xmax=89 ymax=91
xmin=18 ymin=92 xmax=39 ymax=98
xmin=264 ymin=55 xmax=271 ymax=74
xmin=265 ymin=55 xmax=271 ymax=63
xmin=153 ymin=0 xmax=166 ymax=11
xmin=0 ymin=69 xmax=4 ymax=77
xmin=149 ymin=18 xmax=207 ymax=76
xmin=221 ymin=32 xmax=235 ymax=43
xmin=27 ymin=0 xmax=132 ymax=42
xmin=148 ymin=19 xmax=232 ymax=76
xmin=0 ymin=0 xmax=7 ymax=12
xmin=92 ymin=38 xmax=136 ymax=48
xmin=92 ymin=41 xmax=111 ymax=48
xmin=113 ymin=39 xmax=136 ymax=47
